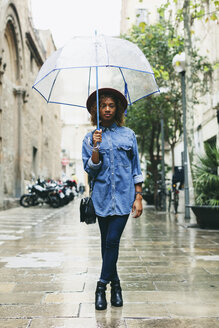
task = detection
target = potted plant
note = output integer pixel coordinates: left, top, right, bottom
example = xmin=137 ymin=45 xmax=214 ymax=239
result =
xmin=190 ymin=144 xmax=219 ymax=229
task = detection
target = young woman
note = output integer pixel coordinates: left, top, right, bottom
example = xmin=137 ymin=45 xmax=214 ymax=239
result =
xmin=82 ymin=88 xmax=143 ymax=310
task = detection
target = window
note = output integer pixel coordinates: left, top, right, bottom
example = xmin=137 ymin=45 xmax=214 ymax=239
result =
xmin=136 ymin=8 xmax=148 ymax=25
xmin=205 ymin=136 xmax=216 ymax=149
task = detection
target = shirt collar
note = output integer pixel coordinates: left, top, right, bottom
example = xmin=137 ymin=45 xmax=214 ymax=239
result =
xmin=100 ymin=122 xmax=117 ymax=132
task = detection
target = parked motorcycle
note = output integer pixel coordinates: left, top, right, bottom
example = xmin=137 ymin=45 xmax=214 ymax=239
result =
xmin=57 ymin=183 xmax=74 ymax=206
xmin=20 ymin=181 xmax=60 ymax=208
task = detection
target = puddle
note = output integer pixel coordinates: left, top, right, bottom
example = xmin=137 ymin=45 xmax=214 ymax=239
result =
xmin=195 ymin=255 xmax=219 ymax=261
xmin=0 ymin=230 xmax=24 ymax=234
xmin=0 ymin=252 xmax=65 ymax=268
xmin=0 ymin=234 xmax=22 ymax=240
xmin=57 ymin=236 xmax=99 ymax=240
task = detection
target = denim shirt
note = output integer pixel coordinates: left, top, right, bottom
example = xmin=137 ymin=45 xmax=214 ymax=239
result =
xmin=82 ymin=123 xmax=143 ymax=217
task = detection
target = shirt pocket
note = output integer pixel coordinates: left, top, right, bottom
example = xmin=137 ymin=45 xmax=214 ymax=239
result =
xmin=116 ymin=145 xmax=133 ymax=167
xmin=99 ymin=148 xmax=109 ymax=168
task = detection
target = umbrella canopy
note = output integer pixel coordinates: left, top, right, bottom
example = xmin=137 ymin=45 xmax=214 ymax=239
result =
xmin=33 ymin=34 xmax=159 ymax=128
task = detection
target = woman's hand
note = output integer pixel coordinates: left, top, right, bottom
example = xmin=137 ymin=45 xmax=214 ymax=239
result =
xmin=131 ymin=198 xmax=143 ymax=218
xmin=132 ymin=184 xmax=143 ymax=218
xmin=93 ymin=129 xmax=102 ymax=146
xmin=91 ymin=129 xmax=102 ymax=164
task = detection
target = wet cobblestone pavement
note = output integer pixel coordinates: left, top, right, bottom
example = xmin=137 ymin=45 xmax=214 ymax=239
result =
xmin=0 ymin=199 xmax=219 ymax=327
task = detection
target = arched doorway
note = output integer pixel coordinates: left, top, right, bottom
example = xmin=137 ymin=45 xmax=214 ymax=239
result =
xmin=3 ymin=4 xmax=24 ymax=197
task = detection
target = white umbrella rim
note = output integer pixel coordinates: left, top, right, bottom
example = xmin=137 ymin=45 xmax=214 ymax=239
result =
xmin=33 ymin=65 xmax=157 ymax=89
xmin=32 ymin=85 xmax=160 ymax=108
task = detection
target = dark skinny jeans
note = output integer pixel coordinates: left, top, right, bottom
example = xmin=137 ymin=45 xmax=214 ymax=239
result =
xmin=97 ymin=214 xmax=129 ymax=284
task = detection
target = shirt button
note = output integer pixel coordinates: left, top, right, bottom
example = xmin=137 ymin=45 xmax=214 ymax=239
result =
xmin=112 ymin=172 xmax=114 ymax=175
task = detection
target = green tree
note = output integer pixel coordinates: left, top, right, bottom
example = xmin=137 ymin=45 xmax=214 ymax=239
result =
xmin=123 ymin=4 xmax=213 ymax=197
xmin=124 ymin=20 xmax=184 ymax=195
xmin=171 ymin=0 xmax=219 ymax=24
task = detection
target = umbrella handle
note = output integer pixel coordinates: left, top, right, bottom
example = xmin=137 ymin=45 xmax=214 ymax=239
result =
xmin=96 ymin=67 xmax=100 ymax=147
xmin=95 ymin=31 xmax=100 ymax=130
xmin=96 ymin=66 xmax=100 ymax=130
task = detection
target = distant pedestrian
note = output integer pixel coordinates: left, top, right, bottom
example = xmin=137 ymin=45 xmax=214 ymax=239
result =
xmin=82 ymin=88 xmax=143 ymax=310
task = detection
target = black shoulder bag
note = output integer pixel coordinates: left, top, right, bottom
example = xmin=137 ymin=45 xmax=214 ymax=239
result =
xmin=80 ymin=178 xmax=96 ymax=225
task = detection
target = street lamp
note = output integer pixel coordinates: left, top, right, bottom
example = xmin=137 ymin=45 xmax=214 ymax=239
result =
xmin=160 ymin=110 xmax=166 ymax=211
xmin=172 ymin=52 xmax=190 ymax=219
xmin=154 ymin=88 xmax=167 ymax=211
xmin=158 ymin=87 xmax=169 ymax=211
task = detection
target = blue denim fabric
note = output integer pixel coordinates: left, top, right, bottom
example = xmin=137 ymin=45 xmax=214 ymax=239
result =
xmin=98 ymin=214 xmax=129 ymax=284
xmin=82 ymin=123 xmax=143 ymax=217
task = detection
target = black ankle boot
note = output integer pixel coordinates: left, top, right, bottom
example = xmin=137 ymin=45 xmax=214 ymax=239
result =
xmin=95 ymin=281 xmax=107 ymax=310
xmin=110 ymin=281 xmax=123 ymax=307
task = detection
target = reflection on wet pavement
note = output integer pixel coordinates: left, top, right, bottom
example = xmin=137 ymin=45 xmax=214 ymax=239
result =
xmin=0 ymin=200 xmax=219 ymax=327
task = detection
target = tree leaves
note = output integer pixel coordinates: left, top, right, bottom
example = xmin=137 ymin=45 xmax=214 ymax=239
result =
xmin=122 ymin=0 xmax=214 ymax=191
xmin=123 ymin=19 xmax=185 ymax=188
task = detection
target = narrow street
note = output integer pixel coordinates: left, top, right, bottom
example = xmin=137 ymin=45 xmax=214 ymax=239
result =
xmin=0 ymin=199 xmax=219 ymax=327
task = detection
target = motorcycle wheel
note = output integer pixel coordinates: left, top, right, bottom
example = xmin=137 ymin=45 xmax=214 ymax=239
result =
xmin=69 ymin=193 xmax=74 ymax=201
xmin=32 ymin=197 xmax=39 ymax=206
xmin=20 ymin=194 xmax=33 ymax=207
xmin=50 ymin=196 xmax=60 ymax=208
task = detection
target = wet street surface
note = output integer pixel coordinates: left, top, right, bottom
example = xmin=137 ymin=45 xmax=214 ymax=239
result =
xmin=0 ymin=199 xmax=219 ymax=327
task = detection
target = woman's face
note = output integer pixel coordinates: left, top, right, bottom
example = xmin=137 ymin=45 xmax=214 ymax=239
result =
xmin=99 ymin=97 xmax=117 ymax=126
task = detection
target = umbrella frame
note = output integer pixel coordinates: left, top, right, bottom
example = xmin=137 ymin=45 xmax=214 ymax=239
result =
xmin=32 ymin=34 xmax=160 ymax=130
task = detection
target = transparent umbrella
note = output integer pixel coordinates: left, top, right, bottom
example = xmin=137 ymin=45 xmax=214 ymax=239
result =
xmin=33 ymin=34 xmax=159 ymax=129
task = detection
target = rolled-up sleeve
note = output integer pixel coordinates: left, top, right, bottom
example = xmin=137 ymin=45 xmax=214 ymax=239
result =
xmin=131 ymin=133 xmax=143 ymax=185
xmin=88 ymin=157 xmax=102 ymax=170
xmin=82 ymin=134 xmax=102 ymax=178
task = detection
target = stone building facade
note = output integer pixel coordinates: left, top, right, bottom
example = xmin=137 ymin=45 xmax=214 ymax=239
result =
xmin=0 ymin=0 xmax=61 ymax=209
